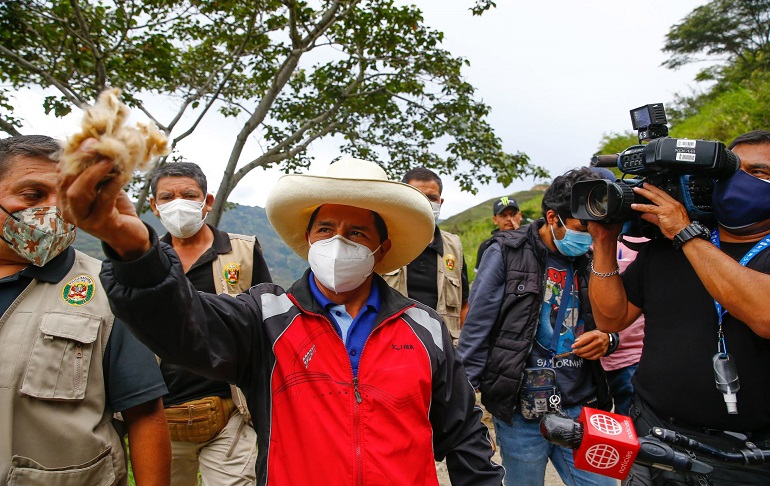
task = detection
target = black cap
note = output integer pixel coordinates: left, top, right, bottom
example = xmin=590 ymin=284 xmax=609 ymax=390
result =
xmin=493 ymin=196 xmax=519 ymax=215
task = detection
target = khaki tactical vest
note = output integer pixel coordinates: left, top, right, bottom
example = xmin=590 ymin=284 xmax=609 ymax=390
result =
xmin=382 ymin=230 xmax=464 ymax=338
xmin=213 ymin=234 xmax=255 ymax=296
xmin=0 ymin=251 xmax=127 ymax=486
xmin=211 ymin=233 xmax=256 ymax=421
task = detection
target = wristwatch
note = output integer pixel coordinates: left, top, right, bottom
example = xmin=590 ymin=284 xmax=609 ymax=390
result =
xmin=672 ymin=221 xmax=711 ymax=250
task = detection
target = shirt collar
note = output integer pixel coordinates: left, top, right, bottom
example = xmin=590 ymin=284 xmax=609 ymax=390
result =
xmin=428 ymin=225 xmax=444 ymax=254
xmin=12 ymin=246 xmax=76 ymax=284
xmin=308 ymin=271 xmax=381 ymax=313
xmin=208 ymin=224 xmax=232 ymax=254
xmin=160 ymin=223 xmax=232 ymax=255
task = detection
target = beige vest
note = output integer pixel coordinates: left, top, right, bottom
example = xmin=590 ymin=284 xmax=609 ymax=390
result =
xmin=0 ymin=251 xmax=127 ymax=485
xmin=211 ymin=233 xmax=256 ymax=420
xmin=212 ymin=234 xmax=255 ymax=295
xmin=382 ymin=230 xmax=464 ymax=338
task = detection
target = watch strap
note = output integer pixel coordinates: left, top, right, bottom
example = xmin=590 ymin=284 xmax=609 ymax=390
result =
xmin=673 ymin=222 xmax=710 ymax=250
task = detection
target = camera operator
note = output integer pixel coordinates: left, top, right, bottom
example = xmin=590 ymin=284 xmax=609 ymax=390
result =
xmin=588 ymin=130 xmax=770 ymax=485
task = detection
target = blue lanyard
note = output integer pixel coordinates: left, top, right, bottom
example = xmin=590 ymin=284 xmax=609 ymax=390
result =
xmin=548 ymin=265 xmax=573 ymax=365
xmin=710 ymin=229 xmax=770 ymax=353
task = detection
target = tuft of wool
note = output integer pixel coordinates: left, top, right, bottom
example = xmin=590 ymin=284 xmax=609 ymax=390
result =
xmin=58 ymin=88 xmax=169 ymax=185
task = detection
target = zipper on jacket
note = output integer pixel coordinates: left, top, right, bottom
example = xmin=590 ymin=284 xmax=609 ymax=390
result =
xmin=353 ymin=377 xmax=362 ymax=404
xmin=304 ymin=305 xmax=401 ymax=486
xmin=74 ymin=343 xmax=83 ymax=390
xmin=353 ymin=376 xmax=363 ymax=486
xmin=307 ymin=307 xmax=364 ymax=485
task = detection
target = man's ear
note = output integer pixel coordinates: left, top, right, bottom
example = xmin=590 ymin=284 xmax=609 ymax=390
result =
xmin=204 ymin=193 xmax=215 ymax=213
xmin=377 ymin=239 xmax=392 ymax=261
xmin=149 ymin=196 xmax=160 ymax=217
xmin=545 ymin=209 xmax=562 ymax=227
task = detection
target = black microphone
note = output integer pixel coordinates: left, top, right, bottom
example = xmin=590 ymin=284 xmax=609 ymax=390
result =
xmin=590 ymin=154 xmax=619 ymax=168
xmin=540 ymin=413 xmax=713 ymax=476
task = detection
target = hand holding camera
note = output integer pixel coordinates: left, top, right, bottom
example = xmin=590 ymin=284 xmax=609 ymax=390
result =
xmin=629 ymin=182 xmax=692 ymax=240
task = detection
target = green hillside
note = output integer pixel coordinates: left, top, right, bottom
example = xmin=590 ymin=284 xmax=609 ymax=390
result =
xmin=440 ymin=186 xmax=547 ymax=281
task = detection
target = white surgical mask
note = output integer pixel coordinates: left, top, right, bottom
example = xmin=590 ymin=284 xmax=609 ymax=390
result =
xmin=430 ymin=201 xmax=442 ymax=223
xmin=307 ymin=235 xmax=379 ymax=293
xmin=157 ymin=199 xmax=206 ymax=239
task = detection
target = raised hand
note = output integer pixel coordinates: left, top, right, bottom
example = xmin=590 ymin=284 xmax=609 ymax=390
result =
xmin=57 ymin=139 xmax=151 ymax=260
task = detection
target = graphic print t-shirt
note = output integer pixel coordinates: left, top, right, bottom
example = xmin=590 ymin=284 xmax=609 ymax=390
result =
xmin=525 ymin=251 xmax=596 ymax=407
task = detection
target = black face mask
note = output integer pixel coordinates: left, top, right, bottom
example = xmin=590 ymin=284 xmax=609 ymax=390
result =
xmin=712 ymin=170 xmax=770 ymax=230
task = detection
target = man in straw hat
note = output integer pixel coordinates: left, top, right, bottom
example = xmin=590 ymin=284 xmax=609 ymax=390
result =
xmin=57 ymin=153 xmax=504 ymax=485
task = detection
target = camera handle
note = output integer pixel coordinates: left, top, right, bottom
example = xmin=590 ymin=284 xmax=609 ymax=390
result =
xmin=650 ymin=427 xmax=770 ymax=467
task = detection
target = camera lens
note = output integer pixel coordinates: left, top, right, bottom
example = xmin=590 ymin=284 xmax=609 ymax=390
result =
xmin=587 ymin=184 xmax=609 ymax=218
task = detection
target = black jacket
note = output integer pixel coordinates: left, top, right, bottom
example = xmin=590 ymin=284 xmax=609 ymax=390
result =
xmin=475 ymin=229 xmax=500 ymax=271
xmin=475 ymin=220 xmax=613 ymax=423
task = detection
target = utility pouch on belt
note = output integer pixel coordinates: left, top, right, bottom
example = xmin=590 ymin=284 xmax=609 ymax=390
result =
xmin=519 ymin=367 xmax=561 ymax=421
xmin=165 ymin=396 xmax=236 ymax=443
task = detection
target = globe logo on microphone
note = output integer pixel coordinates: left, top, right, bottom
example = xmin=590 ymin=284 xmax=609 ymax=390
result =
xmin=585 ymin=414 xmax=624 ymax=469
xmin=590 ymin=414 xmax=623 ymax=436
xmin=586 ymin=443 xmax=621 ymax=469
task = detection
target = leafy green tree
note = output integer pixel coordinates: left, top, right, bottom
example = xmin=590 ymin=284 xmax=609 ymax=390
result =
xmin=1 ymin=0 xmax=545 ymax=225
xmin=0 ymin=0 xmax=264 ymax=209
xmin=669 ymin=71 xmax=770 ymax=142
xmin=662 ymin=0 xmax=770 ymax=126
xmin=594 ymin=0 xmax=770 ymax=155
xmin=663 ymin=0 xmax=770 ymax=78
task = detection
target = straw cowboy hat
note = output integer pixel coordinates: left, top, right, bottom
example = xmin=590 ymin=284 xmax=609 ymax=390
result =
xmin=265 ymin=157 xmax=435 ymax=274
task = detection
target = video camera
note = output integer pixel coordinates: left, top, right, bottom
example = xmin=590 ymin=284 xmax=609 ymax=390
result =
xmin=570 ymin=104 xmax=740 ymax=236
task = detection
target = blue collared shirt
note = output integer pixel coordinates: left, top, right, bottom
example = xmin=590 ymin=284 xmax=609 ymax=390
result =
xmin=308 ymin=272 xmax=381 ymax=376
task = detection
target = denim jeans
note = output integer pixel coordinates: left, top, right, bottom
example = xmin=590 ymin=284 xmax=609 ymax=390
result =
xmin=493 ymin=405 xmax=617 ymax=486
xmin=606 ymin=363 xmax=638 ymax=417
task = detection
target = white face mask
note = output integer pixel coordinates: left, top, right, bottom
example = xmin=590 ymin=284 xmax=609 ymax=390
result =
xmin=156 ymin=199 xmax=206 ymax=239
xmin=430 ymin=201 xmax=442 ymax=223
xmin=307 ymin=235 xmax=379 ymax=293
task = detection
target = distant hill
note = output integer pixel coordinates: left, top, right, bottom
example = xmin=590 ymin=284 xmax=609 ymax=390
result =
xmin=73 ymin=188 xmax=546 ymax=287
xmin=440 ymin=186 xmax=546 ymax=280
xmin=72 ymin=204 xmax=306 ymax=288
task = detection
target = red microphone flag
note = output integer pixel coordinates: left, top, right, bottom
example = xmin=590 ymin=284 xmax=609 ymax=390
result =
xmin=574 ymin=407 xmax=640 ymax=480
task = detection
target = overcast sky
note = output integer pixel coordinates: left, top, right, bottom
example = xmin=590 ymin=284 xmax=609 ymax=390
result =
xmin=11 ymin=0 xmax=710 ymax=217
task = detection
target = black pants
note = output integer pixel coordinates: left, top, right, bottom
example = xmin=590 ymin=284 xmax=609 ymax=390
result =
xmin=623 ymin=395 xmax=770 ymax=486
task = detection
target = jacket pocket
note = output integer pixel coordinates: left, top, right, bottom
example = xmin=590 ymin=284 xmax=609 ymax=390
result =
xmin=7 ymin=446 xmax=116 ymax=486
xmin=506 ymin=272 xmax=539 ymax=296
xmin=443 ymin=274 xmax=462 ymax=310
xmin=19 ymin=312 xmax=101 ymax=401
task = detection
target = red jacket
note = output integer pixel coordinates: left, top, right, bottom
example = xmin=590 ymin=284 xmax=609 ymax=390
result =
xmin=101 ymin=236 xmax=503 ymax=485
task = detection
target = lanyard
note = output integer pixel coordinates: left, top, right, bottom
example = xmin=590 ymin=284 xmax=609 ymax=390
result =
xmin=548 ymin=264 xmax=573 ymax=365
xmin=709 ymin=229 xmax=770 ymax=353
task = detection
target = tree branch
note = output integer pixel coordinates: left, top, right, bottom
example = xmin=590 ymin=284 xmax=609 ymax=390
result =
xmin=0 ymin=118 xmax=23 ymax=137
xmin=69 ymin=0 xmax=107 ymax=90
xmin=231 ymin=121 xmax=342 ymax=186
xmin=0 ymin=45 xmax=87 ymax=108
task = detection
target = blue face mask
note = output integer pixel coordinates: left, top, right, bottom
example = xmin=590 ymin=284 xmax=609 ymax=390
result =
xmin=550 ymin=215 xmax=593 ymax=257
xmin=713 ymin=170 xmax=770 ymax=230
